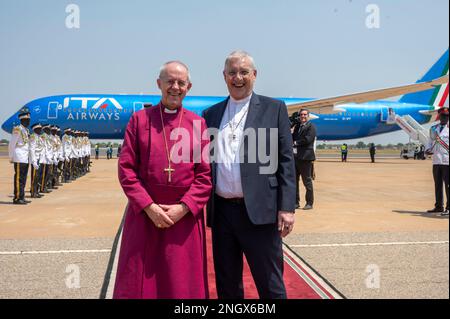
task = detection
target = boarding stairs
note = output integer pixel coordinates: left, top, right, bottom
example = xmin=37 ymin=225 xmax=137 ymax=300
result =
xmin=394 ymin=115 xmax=429 ymax=145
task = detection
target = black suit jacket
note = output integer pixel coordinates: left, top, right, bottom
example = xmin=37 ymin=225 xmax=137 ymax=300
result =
xmin=292 ymin=122 xmax=316 ymax=161
xmin=202 ymin=93 xmax=296 ymax=227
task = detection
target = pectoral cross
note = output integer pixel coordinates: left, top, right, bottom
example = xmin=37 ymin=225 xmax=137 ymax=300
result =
xmin=228 ymin=133 xmax=236 ymax=143
xmin=164 ymin=165 xmax=175 ymax=183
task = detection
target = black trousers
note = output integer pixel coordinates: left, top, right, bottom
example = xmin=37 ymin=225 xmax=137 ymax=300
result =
xmin=212 ymin=196 xmax=286 ymax=299
xmin=13 ymin=162 xmax=29 ymax=201
xmin=30 ymin=164 xmax=42 ymax=196
xmin=341 ymin=152 xmax=347 ymax=162
xmin=40 ymin=164 xmax=51 ymax=192
xmin=295 ymin=159 xmax=314 ymax=206
xmin=370 ymin=153 xmax=375 ymax=163
xmin=433 ymin=164 xmax=449 ymax=210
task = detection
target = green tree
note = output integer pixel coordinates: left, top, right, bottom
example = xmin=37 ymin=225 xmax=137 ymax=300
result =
xmin=356 ymin=141 xmax=366 ymax=149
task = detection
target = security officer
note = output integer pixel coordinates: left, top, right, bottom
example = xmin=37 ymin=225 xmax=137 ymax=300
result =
xmin=426 ymin=106 xmax=449 ymax=216
xmin=341 ymin=143 xmax=348 ymax=162
xmin=369 ymin=143 xmax=376 ymax=163
xmin=29 ymin=123 xmax=44 ymax=198
xmin=8 ymin=109 xmax=31 ymax=204
xmin=292 ymin=108 xmax=317 ymax=210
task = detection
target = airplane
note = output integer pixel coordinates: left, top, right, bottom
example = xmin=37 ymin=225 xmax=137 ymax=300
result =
xmin=2 ymin=49 xmax=448 ymax=141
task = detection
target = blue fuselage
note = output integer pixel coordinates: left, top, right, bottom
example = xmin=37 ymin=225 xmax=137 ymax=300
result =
xmin=1 ymin=94 xmax=433 ymax=140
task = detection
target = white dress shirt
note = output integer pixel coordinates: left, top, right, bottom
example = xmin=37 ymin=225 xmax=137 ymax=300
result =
xmin=215 ymin=94 xmax=252 ymax=198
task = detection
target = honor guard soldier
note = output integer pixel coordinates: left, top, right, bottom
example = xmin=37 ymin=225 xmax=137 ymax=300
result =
xmin=50 ymin=125 xmax=63 ymax=188
xmin=56 ymin=127 xmax=65 ymax=184
xmin=40 ymin=124 xmax=53 ymax=193
xmin=8 ymin=109 xmax=31 ymax=204
xmin=62 ymin=128 xmax=73 ymax=182
xmin=426 ymin=106 xmax=449 ymax=216
xmin=29 ymin=123 xmax=44 ymax=198
xmin=84 ymin=131 xmax=91 ymax=173
xmin=72 ymin=130 xmax=80 ymax=179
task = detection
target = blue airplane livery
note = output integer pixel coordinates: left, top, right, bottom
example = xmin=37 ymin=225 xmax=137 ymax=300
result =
xmin=2 ymin=49 xmax=448 ymax=141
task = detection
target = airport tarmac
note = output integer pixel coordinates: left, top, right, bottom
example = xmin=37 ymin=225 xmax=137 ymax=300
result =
xmin=0 ymin=157 xmax=448 ymax=299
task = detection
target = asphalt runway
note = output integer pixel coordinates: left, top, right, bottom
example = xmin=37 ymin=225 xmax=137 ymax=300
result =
xmin=0 ymin=157 xmax=448 ymax=299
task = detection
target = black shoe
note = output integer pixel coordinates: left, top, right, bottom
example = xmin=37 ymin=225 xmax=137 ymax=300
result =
xmin=441 ymin=210 xmax=449 ymax=216
xmin=22 ymin=199 xmax=31 ymax=204
xmin=303 ymin=204 xmax=313 ymax=210
xmin=13 ymin=199 xmax=27 ymax=205
xmin=295 ymin=204 xmax=301 ymax=209
xmin=427 ymin=207 xmax=444 ymax=213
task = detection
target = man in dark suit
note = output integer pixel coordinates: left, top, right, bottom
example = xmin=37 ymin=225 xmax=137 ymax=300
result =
xmin=292 ymin=109 xmax=316 ymax=210
xmin=202 ymin=50 xmax=296 ymax=299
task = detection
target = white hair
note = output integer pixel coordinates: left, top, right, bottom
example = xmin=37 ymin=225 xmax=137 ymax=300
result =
xmin=224 ymin=50 xmax=257 ymax=70
xmin=159 ymin=61 xmax=191 ymax=82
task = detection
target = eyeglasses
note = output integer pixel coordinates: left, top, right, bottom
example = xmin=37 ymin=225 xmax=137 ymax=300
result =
xmin=225 ymin=70 xmax=253 ymax=78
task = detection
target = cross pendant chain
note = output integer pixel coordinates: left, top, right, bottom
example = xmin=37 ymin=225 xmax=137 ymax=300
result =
xmin=159 ymin=104 xmax=184 ymax=184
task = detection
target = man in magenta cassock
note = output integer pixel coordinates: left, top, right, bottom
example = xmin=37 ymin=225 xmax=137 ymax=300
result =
xmin=113 ymin=61 xmax=212 ymax=299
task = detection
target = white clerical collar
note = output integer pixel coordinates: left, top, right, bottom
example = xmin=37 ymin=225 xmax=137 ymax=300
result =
xmin=230 ymin=93 xmax=252 ymax=105
xmin=164 ymin=107 xmax=179 ymax=114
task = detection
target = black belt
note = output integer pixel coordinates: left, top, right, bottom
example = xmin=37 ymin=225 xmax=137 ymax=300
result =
xmin=216 ymin=195 xmax=245 ymax=205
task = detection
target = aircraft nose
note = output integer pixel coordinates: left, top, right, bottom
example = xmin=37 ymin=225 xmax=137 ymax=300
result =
xmin=1 ymin=116 xmax=14 ymax=134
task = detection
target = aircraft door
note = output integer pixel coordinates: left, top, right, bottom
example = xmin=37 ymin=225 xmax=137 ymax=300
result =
xmin=47 ymin=101 xmax=60 ymax=119
xmin=380 ymin=107 xmax=388 ymax=122
xmin=381 ymin=107 xmax=396 ymax=124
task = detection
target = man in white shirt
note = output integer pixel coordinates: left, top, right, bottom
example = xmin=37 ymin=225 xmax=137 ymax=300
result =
xmin=426 ymin=106 xmax=449 ymax=216
xmin=203 ymin=51 xmax=296 ymax=299
xmin=8 ymin=109 xmax=31 ymax=204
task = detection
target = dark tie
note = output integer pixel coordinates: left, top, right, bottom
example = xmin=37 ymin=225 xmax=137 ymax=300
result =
xmin=440 ymin=125 xmax=444 ymax=133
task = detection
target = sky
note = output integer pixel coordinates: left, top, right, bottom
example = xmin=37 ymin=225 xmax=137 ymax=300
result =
xmin=0 ymin=0 xmax=448 ymax=143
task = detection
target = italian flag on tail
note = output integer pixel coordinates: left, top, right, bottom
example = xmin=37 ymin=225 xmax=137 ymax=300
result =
xmin=430 ymin=59 xmax=449 ymax=107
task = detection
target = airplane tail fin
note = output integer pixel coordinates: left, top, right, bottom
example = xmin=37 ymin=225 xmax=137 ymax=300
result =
xmin=399 ymin=49 xmax=449 ymax=107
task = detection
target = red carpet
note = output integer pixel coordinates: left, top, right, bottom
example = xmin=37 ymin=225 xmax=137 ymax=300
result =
xmin=206 ymin=229 xmax=337 ymax=299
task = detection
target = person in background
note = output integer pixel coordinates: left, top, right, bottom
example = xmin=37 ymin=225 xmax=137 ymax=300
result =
xmin=425 ymin=106 xmax=449 ymax=216
xmin=341 ymin=143 xmax=348 ymax=162
xmin=292 ymin=108 xmax=316 ymax=210
xmin=95 ymin=144 xmax=100 ymax=160
xmin=369 ymin=143 xmax=376 ymax=163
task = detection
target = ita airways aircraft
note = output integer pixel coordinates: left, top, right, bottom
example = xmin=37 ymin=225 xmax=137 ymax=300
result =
xmin=2 ymin=50 xmax=449 ymax=141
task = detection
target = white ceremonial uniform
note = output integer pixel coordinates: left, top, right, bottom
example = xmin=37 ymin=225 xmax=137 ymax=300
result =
xmin=62 ymin=134 xmax=72 ymax=162
xmin=8 ymin=125 xmax=30 ymax=164
xmin=29 ymin=132 xmax=44 ymax=169
xmin=42 ymin=132 xmax=54 ymax=165
xmin=427 ymin=123 xmax=449 ymax=165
